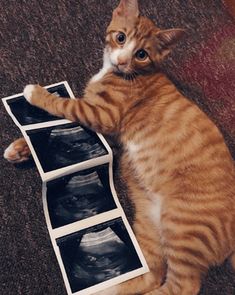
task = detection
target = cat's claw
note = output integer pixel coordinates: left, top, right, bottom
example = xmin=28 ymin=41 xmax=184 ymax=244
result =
xmin=4 ymin=139 xmax=31 ymax=163
xmin=23 ymin=84 xmax=36 ymax=103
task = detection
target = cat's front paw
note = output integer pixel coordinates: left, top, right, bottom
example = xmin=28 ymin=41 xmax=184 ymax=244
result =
xmin=23 ymin=84 xmax=36 ymax=103
xmin=23 ymin=84 xmax=48 ymax=107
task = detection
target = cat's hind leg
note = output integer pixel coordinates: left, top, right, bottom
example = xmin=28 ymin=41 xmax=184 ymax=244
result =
xmin=145 ymin=270 xmax=201 ymax=295
xmin=144 ymin=242 xmax=203 ymax=295
xmin=4 ymin=138 xmax=31 ymax=163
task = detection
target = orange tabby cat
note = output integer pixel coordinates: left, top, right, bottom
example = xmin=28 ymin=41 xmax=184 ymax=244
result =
xmin=4 ymin=0 xmax=235 ymax=294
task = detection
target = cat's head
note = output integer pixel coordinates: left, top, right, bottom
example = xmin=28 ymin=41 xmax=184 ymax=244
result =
xmin=105 ymin=0 xmax=185 ymax=76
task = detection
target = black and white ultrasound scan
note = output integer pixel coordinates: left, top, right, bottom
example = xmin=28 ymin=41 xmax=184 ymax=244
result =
xmin=26 ymin=123 xmax=108 ymax=172
xmin=5 ymin=83 xmax=70 ymax=125
xmin=2 ymin=82 xmax=149 ymax=295
xmin=56 ymin=218 xmax=143 ymax=293
xmin=47 ymin=165 xmax=117 ymax=228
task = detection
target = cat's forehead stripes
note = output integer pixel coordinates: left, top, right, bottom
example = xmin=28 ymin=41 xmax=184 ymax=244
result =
xmin=107 ymin=16 xmax=159 ymax=55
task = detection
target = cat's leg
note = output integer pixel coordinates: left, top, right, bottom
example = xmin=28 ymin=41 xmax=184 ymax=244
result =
xmin=151 ymin=249 xmax=235 ymax=295
xmin=145 ymin=273 xmax=201 ymax=295
xmin=4 ymin=138 xmax=31 ymax=163
xmin=144 ymin=242 xmax=203 ymax=295
xmin=23 ymin=84 xmax=120 ymax=134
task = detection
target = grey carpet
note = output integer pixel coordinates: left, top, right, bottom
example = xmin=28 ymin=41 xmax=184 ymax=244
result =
xmin=1 ymin=1 xmax=235 ymax=294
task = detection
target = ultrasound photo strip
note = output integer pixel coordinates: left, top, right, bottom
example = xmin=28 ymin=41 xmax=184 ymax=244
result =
xmin=23 ymin=122 xmax=111 ymax=181
xmin=45 ymin=165 xmax=117 ymax=229
xmin=42 ymin=164 xmax=149 ymax=295
xmin=54 ymin=217 xmax=145 ymax=295
xmin=2 ymin=82 xmax=149 ymax=295
xmin=2 ymin=81 xmax=111 ymax=181
xmin=2 ymin=81 xmax=74 ymax=129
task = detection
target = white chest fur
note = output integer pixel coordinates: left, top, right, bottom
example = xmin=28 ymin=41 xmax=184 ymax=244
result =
xmin=127 ymin=141 xmax=163 ymax=228
xmin=90 ymin=49 xmax=112 ymax=83
xmin=149 ymin=194 xmax=162 ymax=229
xmin=127 ymin=141 xmax=141 ymax=154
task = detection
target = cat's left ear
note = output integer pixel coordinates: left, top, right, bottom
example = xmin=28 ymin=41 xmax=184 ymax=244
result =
xmin=156 ymin=29 xmax=186 ymax=58
xmin=113 ymin=0 xmax=139 ymax=18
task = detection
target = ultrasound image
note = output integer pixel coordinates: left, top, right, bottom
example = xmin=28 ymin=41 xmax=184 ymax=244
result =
xmin=26 ymin=123 xmax=108 ymax=172
xmin=57 ymin=218 xmax=142 ymax=293
xmin=6 ymin=84 xmax=70 ymax=125
xmin=47 ymin=165 xmax=117 ymax=228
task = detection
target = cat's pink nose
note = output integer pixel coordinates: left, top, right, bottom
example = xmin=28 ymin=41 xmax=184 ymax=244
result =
xmin=118 ymin=57 xmax=128 ymax=66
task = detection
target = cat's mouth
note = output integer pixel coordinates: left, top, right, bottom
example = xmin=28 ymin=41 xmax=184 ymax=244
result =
xmin=111 ymin=63 xmax=136 ymax=79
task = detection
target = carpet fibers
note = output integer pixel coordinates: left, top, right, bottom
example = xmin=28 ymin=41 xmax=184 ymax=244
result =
xmin=1 ymin=1 xmax=235 ymax=294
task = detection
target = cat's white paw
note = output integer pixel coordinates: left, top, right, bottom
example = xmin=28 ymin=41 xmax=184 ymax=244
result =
xmin=4 ymin=143 xmax=20 ymax=162
xmin=4 ymin=141 xmax=30 ymax=163
xmin=23 ymin=84 xmax=36 ymax=103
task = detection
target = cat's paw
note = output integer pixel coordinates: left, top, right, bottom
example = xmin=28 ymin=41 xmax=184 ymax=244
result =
xmin=23 ymin=84 xmax=36 ymax=103
xmin=4 ymin=138 xmax=31 ymax=163
xmin=23 ymin=84 xmax=47 ymax=107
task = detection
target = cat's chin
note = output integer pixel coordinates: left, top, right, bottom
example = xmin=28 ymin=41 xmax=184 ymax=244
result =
xmin=113 ymin=67 xmax=136 ymax=80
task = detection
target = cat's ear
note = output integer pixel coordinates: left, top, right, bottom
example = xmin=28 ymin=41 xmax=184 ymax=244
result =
xmin=113 ymin=0 xmax=139 ymax=18
xmin=156 ymin=29 xmax=185 ymax=58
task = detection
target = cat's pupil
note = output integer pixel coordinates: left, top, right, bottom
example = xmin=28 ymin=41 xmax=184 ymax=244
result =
xmin=116 ymin=32 xmax=126 ymax=44
xmin=136 ymin=49 xmax=147 ymax=60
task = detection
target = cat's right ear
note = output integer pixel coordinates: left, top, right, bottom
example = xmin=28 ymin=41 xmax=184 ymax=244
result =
xmin=113 ymin=0 xmax=139 ymax=18
xmin=155 ymin=28 xmax=186 ymax=58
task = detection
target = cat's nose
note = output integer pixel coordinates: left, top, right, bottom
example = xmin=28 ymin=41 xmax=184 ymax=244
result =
xmin=117 ymin=57 xmax=128 ymax=66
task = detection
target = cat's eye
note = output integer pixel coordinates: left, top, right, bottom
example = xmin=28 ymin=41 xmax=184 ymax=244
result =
xmin=135 ymin=49 xmax=148 ymax=61
xmin=116 ymin=32 xmax=126 ymax=44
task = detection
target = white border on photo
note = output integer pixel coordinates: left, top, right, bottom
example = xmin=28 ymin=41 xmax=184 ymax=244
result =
xmin=49 ymin=216 xmax=149 ymax=295
xmin=42 ymin=162 xmax=122 ymax=237
xmin=23 ymin=124 xmax=112 ymax=182
xmin=2 ymin=81 xmax=150 ymax=295
xmin=2 ymin=81 xmax=74 ymax=130
xmin=42 ymin=161 xmax=149 ymax=295
xmin=43 ymin=163 xmax=118 ymax=230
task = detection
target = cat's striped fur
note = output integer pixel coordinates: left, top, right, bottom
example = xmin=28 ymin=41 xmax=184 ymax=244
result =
xmin=4 ymin=0 xmax=235 ymax=294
